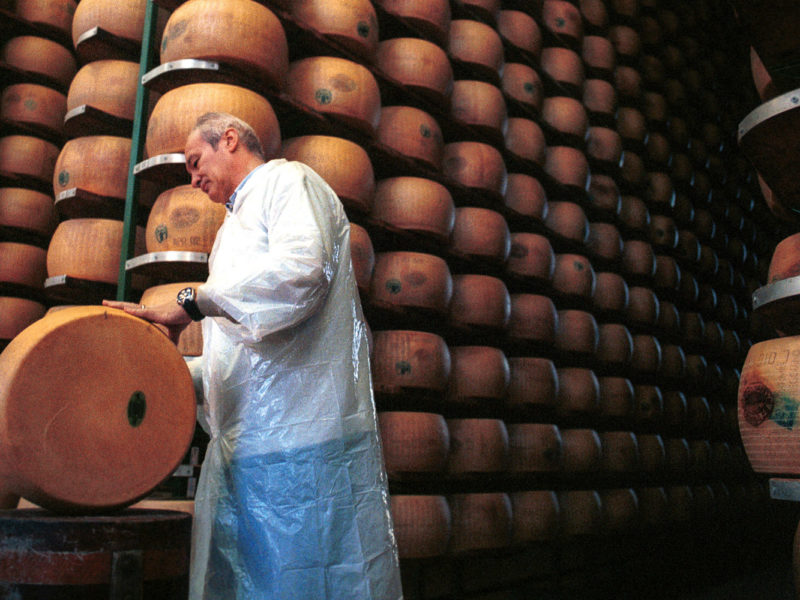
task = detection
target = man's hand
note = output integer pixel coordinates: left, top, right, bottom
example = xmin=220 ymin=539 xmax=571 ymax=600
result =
xmin=102 ymin=299 xmax=193 ymax=344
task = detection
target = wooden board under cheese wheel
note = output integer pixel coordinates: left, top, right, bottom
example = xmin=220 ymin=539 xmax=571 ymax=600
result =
xmin=0 ymin=306 xmax=196 ymax=513
xmin=738 ymin=336 xmax=800 ymax=475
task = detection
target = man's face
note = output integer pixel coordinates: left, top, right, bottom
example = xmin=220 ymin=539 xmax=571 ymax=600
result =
xmin=185 ymin=129 xmax=232 ymax=204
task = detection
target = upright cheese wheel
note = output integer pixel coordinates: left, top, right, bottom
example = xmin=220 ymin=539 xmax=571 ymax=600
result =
xmin=67 ymin=60 xmax=139 ymax=121
xmin=53 ymin=136 xmax=132 ymax=201
xmin=447 ymin=275 xmax=511 ymax=334
xmin=376 ymin=38 xmax=453 ymax=106
xmin=371 ymin=330 xmax=450 ymax=395
xmin=378 ymin=411 xmax=449 ymax=475
xmin=291 ymin=0 xmax=378 ymax=61
xmin=0 ymin=188 xmax=57 ymax=237
xmin=507 ymin=357 xmax=558 ymax=409
xmin=501 ymin=63 xmax=543 ymax=114
xmin=560 ymin=428 xmax=602 ymax=474
xmin=504 ymin=173 xmax=548 ymax=222
xmin=0 ymin=297 xmax=46 ymax=340
xmin=282 ymin=136 xmax=374 ymax=214
xmin=450 ymin=80 xmax=508 ymax=140
xmin=446 ymin=418 xmax=509 ymax=474
xmin=1 ymin=84 xmax=67 ymax=137
xmin=370 ymin=177 xmax=455 ymax=242
xmin=160 ymin=0 xmax=288 ymax=88
xmin=448 ymin=20 xmax=504 ymax=80
xmin=511 ymin=490 xmax=559 ymax=543
xmin=0 ymin=306 xmax=196 ymax=512
xmin=442 ymin=141 xmax=507 ymax=198
xmin=369 ymin=252 xmax=452 ymax=317
xmin=286 ymin=56 xmax=381 ymax=137
xmin=390 ymin=495 xmax=451 ymax=559
xmin=139 ymin=281 xmax=205 ymax=357
xmin=507 ymin=423 xmax=562 ymax=472
xmin=47 ymin=218 xmax=144 ymax=285
xmin=146 ymin=83 xmax=281 ymax=160
xmin=448 ymin=493 xmax=512 ymax=552
xmin=1 ymin=36 xmax=77 ymax=90
xmin=449 ymin=207 xmax=511 ymax=265
xmin=0 ymin=243 xmax=47 ymax=289
xmin=505 ymin=232 xmax=555 ymax=284
xmin=739 ymin=337 xmax=800 ymax=475
xmin=504 ymin=118 xmax=546 ymax=166
xmin=377 ymin=106 xmax=443 ymax=171
xmin=145 ymin=185 xmax=226 ymax=254
xmin=497 ymin=10 xmax=541 ymax=57
xmin=0 ymin=136 xmax=59 ymax=184
xmin=447 ymin=346 xmax=510 ymax=403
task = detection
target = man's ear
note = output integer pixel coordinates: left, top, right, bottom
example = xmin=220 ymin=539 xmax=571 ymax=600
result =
xmin=223 ymin=127 xmax=240 ymax=152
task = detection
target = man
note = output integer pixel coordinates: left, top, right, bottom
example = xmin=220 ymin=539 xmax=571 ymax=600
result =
xmin=104 ymin=113 xmax=402 ymax=599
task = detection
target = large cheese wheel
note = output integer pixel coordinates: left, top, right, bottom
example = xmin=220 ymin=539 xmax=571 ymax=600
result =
xmin=446 ymin=418 xmax=508 ymax=474
xmin=160 ymin=0 xmax=288 ymax=88
xmin=0 ymin=188 xmax=57 ymax=237
xmin=67 ymin=60 xmax=139 ymax=121
xmin=447 ymin=275 xmax=511 ymax=334
xmin=146 ymin=83 xmax=281 ymax=160
xmin=139 ymin=282 xmax=205 ymax=357
xmin=560 ymin=428 xmax=602 ymax=474
xmin=448 ymin=493 xmax=512 ymax=553
xmin=510 ymin=490 xmax=559 ymax=543
xmin=447 ymin=346 xmax=510 ymax=403
xmin=507 ymin=294 xmax=557 ymax=347
xmin=739 ymin=337 xmax=800 ymax=475
xmin=376 ymin=38 xmax=453 ymax=106
xmin=145 ymin=185 xmax=226 ymax=254
xmin=281 ymin=135 xmax=375 ymax=214
xmin=0 ymin=306 xmax=196 ymax=512
xmin=448 ymin=20 xmax=504 ymax=79
xmin=0 ymin=136 xmax=59 ymax=184
xmin=0 ymin=297 xmax=46 ymax=340
xmin=53 ymin=136 xmax=132 ymax=200
xmin=450 ymin=80 xmax=508 ymax=140
xmin=442 ymin=141 xmax=507 ymax=198
xmin=47 ymin=218 xmax=145 ymax=285
xmin=370 ymin=177 xmax=455 ymax=242
xmin=449 ymin=207 xmax=511 ymax=265
xmin=0 ymin=242 xmax=47 ymax=289
xmin=1 ymin=36 xmax=77 ymax=90
xmin=286 ymin=56 xmax=381 ymax=137
xmin=507 ymin=357 xmax=558 ymax=409
xmin=506 ymin=232 xmax=554 ymax=284
xmin=390 ymin=495 xmax=451 ymax=559
xmin=1 ymin=83 xmax=67 ymax=137
xmin=497 ymin=10 xmax=541 ymax=57
xmin=507 ymin=423 xmax=562 ymax=472
xmin=371 ymin=330 xmax=450 ymax=395
xmin=501 ymin=63 xmax=543 ymax=114
xmin=377 ymin=106 xmax=443 ymax=171
xmin=369 ymin=251 xmax=452 ymax=317
xmin=504 ymin=173 xmax=548 ymax=222
xmin=379 ymin=411 xmax=449 ymax=475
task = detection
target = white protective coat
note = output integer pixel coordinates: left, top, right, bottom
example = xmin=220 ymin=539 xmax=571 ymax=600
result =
xmin=189 ymin=159 xmax=402 ymax=599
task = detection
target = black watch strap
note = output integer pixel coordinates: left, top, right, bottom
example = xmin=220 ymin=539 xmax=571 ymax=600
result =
xmin=176 ymin=287 xmax=204 ymax=321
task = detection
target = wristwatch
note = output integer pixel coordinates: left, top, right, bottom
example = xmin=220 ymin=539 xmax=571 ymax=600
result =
xmin=176 ymin=287 xmax=204 ymax=321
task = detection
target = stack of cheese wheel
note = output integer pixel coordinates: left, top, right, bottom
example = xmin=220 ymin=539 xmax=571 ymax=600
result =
xmin=0 ymin=306 xmax=196 ymax=512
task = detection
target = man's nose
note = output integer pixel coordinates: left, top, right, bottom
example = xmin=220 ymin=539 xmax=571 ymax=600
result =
xmin=191 ymin=173 xmax=201 ymax=187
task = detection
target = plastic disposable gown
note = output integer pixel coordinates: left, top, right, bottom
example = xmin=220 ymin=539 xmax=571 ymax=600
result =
xmin=188 ymin=159 xmax=402 ymax=599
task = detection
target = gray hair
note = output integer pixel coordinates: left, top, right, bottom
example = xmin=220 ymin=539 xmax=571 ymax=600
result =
xmin=192 ymin=112 xmax=265 ymax=160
